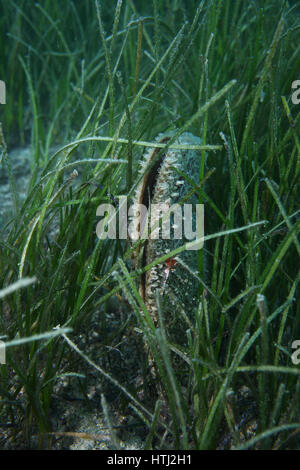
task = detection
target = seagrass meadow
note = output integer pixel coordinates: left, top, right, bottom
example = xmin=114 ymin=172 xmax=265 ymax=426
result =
xmin=0 ymin=0 xmax=299 ymax=450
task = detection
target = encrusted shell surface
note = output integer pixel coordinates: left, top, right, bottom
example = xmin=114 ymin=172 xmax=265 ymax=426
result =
xmin=132 ymin=131 xmax=205 ymax=328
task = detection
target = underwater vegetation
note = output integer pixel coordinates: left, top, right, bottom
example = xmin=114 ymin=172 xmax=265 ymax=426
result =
xmin=0 ymin=0 xmax=299 ymax=450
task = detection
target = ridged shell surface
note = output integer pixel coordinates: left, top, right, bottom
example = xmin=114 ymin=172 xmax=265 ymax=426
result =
xmin=132 ymin=131 xmax=204 ymax=329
